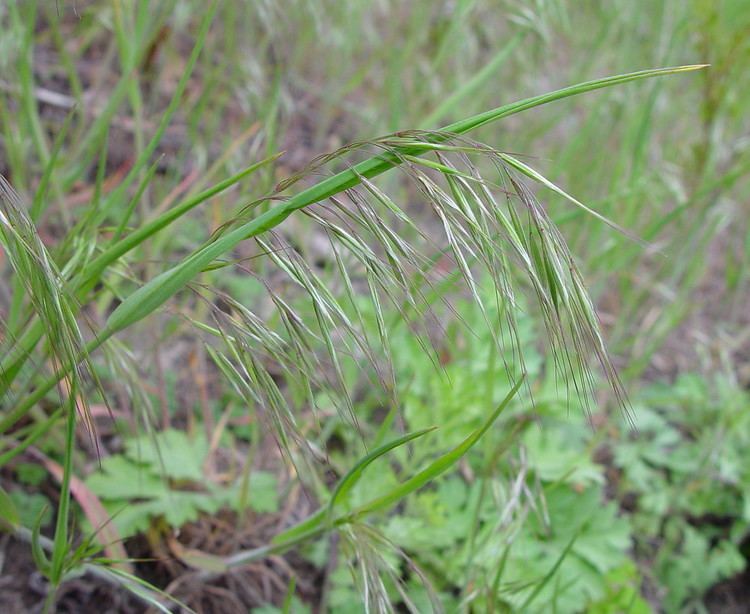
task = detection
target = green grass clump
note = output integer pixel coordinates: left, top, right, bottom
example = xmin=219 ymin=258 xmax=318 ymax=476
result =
xmin=4 ymin=1 xmax=746 ymax=611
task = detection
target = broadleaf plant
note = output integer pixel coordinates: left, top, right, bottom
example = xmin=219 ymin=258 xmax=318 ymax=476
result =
xmin=84 ymin=429 xmax=278 ymax=539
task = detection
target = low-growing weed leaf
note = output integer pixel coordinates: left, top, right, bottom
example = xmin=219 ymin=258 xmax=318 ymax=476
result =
xmin=125 ymin=429 xmax=208 ymax=482
xmin=86 ymin=431 xmax=278 ymax=538
xmin=246 ymin=471 xmax=279 ymax=513
xmin=86 ymin=455 xmax=165 ymax=500
xmin=523 ymin=427 xmax=603 ymax=485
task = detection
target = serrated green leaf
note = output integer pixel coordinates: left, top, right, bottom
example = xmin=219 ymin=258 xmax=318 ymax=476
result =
xmin=125 ymin=429 xmax=208 ymax=482
xmin=85 ymin=455 xmax=165 ymax=500
xmin=247 ymin=471 xmax=279 ymax=514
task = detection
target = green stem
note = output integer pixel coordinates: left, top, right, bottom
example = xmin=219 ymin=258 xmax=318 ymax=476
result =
xmin=49 ymin=396 xmax=77 ymax=586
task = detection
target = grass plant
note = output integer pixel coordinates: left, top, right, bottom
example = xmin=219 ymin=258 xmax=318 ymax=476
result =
xmin=2 ymin=1 xmax=746 ymax=611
